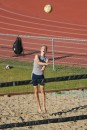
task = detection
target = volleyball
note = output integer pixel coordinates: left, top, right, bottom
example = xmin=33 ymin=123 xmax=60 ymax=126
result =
xmin=5 ymin=65 xmax=12 ymax=69
xmin=44 ymin=4 xmax=52 ymax=13
xmin=5 ymin=65 xmax=10 ymax=69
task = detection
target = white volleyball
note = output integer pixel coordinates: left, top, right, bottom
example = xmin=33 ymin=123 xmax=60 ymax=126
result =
xmin=44 ymin=4 xmax=52 ymax=13
xmin=5 ymin=65 xmax=10 ymax=69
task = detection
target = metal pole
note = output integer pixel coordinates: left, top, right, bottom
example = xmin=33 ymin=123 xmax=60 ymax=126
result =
xmin=52 ymin=38 xmax=55 ymax=70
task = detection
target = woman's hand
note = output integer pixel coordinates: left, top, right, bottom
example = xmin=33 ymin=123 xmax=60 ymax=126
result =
xmin=41 ymin=66 xmax=45 ymax=71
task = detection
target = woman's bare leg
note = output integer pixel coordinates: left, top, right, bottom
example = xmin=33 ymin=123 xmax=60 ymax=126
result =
xmin=40 ymin=86 xmax=47 ymax=113
xmin=34 ymin=86 xmax=42 ymax=113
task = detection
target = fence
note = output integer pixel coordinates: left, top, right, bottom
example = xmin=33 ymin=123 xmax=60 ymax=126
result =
xmin=0 ymin=33 xmax=87 ymax=71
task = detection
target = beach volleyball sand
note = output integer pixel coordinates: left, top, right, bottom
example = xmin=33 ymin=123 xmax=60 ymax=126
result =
xmin=0 ymin=91 xmax=87 ymax=130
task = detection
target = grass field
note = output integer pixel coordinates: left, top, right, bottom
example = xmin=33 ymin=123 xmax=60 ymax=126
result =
xmin=0 ymin=59 xmax=87 ymax=94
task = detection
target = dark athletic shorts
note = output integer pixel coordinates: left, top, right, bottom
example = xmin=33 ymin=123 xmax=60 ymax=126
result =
xmin=32 ymin=73 xmax=45 ymax=86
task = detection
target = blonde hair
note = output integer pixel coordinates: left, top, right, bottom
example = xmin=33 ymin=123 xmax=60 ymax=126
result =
xmin=41 ymin=45 xmax=48 ymax=52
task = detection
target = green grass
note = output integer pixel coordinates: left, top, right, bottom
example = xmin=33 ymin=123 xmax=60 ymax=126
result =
xmin=0 ymin=59 xmax=87 ymax=94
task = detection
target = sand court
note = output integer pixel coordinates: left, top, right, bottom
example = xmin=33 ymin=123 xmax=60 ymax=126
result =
xmin=0 ymin=90 xmax=87 ymax=130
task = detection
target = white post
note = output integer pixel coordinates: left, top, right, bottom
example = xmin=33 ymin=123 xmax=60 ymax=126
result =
xmin=52 ymin=39 xmax=55 ymax=70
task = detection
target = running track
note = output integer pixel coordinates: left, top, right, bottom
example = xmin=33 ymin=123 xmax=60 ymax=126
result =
xmin=0 ymin=0 xmax=87 ymax=66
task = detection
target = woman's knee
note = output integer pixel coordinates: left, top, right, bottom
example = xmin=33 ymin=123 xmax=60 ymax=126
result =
xmin=40 ymin=86 xmax=45 ymax=93
xmin=34 ymin=86 xmax=38 ymax=94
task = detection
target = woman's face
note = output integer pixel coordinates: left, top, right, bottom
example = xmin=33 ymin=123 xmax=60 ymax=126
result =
xmin=41 ymin=46 xmax=47 ymax=54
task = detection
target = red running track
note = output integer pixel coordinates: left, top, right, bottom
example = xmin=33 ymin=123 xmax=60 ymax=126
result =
xmin=0 ymin=0 xmax=87 ymax=66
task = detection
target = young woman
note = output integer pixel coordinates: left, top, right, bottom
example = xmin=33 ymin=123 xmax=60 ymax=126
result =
xmin=32 ymin=45 xmax=49 ymax=113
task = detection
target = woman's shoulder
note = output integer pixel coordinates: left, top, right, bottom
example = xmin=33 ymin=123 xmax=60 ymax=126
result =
xmin=34 ymin=54 xmax=40 ymax=61
xmin=35 ymin=54 xmax=41 ymax=58
xmin=35 ymin=54 xmax=39 ymax=58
